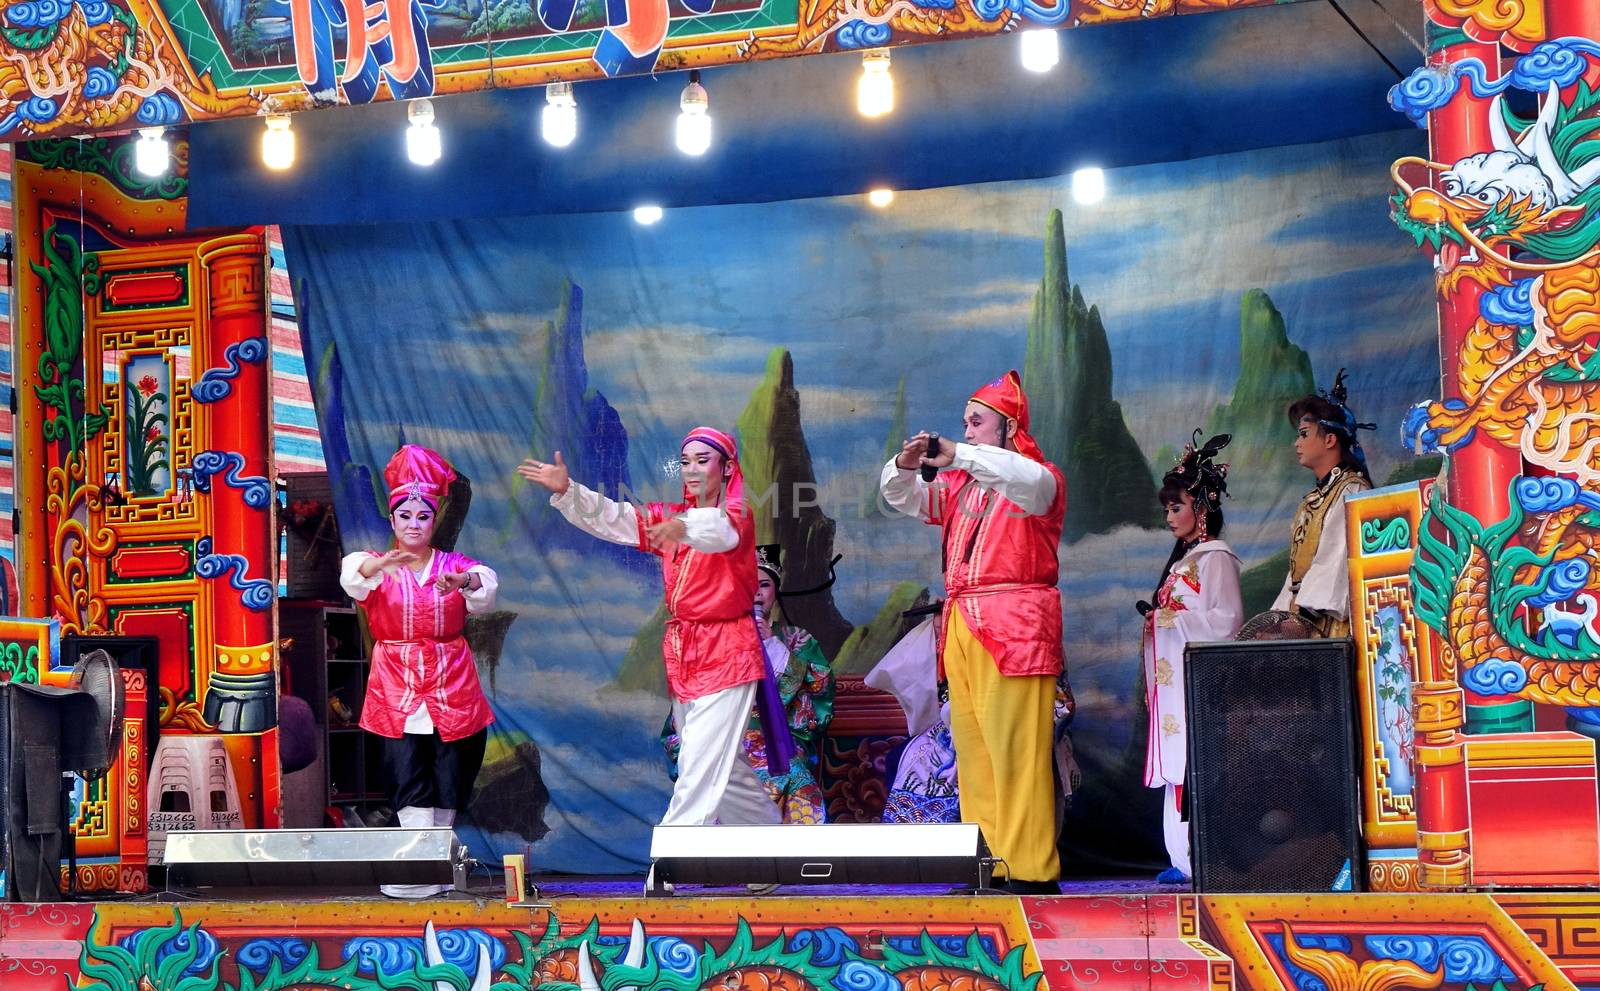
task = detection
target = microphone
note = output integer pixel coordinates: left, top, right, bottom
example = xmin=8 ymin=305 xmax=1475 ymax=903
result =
xmin=921 ymin=432 xmax=941 ymax=483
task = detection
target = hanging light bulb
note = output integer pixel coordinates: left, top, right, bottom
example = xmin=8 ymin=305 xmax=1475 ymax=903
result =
xmin=868 ymin=188 xmax=894 ymax=208
xmin=676 ymin=70 xmax=712 ymax=156
xmin=406 ymin=99 xmax=442 ymax=166
xmin=857 ymin=49 xmax=893 ymax=118
xmin=543 ymin=81 xmax=577 ymax=148
xmin=1072 ymin=167 xmax=1105 ymax=204
xmin=261 ymin=113 xmax=295 ymax=171
xmin=1019 ymin=29 xmax=1059 ymax=73
xmin=135 ymin=127 xmax=169 ymax=177
xmin=633 ymin=205 xmax=664 ymax=225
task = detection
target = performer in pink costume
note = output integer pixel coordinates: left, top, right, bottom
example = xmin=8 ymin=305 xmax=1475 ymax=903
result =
xmin=342 ymin=445 xmax=499 ymax=899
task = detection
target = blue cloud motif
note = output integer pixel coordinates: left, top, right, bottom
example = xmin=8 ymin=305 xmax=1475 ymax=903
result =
xmin=18 ymin=96 xmax=58 ymax=123
xmin=118 ymin=926 xmax=222 ymax=976
xmin=1363 ymin=935 xmax=1514 ymax=984
xmin=343 ymin=931 xmax=505 ymax=977
xmin=837 ymin=20 xmax=892 ymax=49
xmin=1262 ymin=933 xmax=1353 ymax=991
xmin=789 ymin=928 xmax=860 ymax=968
xmin=79 ymin=0 xmax=113 ymax=24
xmin=648 ymin=937 xmax=698 ymax=977
xmin=1508 ymin=38 xmax=1600 ymax=92
xmin=833 ymin=959 xmax=899 ymax=991
xmin=1388 ymin=65 xmax=1459 ymax=126
xmin=1524 ymin=558 xmax=1591 ymax=608
xmin=5 ymin=0 xmax=70 ymax=27
xmin=1480 ymin=279 xmax=1536 ymax=326
xmin=83 ymin=66 xmax=118 ymax=99
xmin=137 ymin=93 xmax=183 ymax=126
xmin=1516 ymin=475 xmax=1600 ymax=515
xmin=237 ymin=938 xmax=311 ymax=973
xmin=1462 ymin=657 xmax=1529 ymax=696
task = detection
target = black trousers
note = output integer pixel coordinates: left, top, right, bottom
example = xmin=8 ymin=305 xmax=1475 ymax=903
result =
xmin=382 ymin=730 xmax=487 ymax=811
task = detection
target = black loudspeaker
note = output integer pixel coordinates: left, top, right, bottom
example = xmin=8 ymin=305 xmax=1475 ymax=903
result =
xmin=1185 ymin=638 xmax=1363 ymax=892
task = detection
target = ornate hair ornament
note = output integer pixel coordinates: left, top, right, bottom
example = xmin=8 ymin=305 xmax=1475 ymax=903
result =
xmin=1165 ymin=430 xmax=1232 ymax=514
xmin=1317 ymin=368 xmax=1378 ymax=473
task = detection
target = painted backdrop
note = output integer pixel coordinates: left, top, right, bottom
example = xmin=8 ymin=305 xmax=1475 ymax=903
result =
xmin=285 ymin=126 xmax=1436 ymax=873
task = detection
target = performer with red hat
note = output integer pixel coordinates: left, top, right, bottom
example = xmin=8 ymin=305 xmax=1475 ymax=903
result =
xmin=341 ymin=445 xmax=499 ymax=899
xmin=880 ymin=370 xmax=1068 ymax=894
xmin=518 ymin=428 xmax=793 ymax=836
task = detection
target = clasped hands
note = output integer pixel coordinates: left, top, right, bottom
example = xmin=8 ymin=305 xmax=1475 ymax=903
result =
xmin=895 ymin=431 xmax=957 ymax=473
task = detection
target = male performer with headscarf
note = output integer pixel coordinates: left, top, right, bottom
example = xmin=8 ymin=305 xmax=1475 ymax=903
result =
xmin=880 ymin=370 xmax=1067 ymax=894
xmin=517 ymin=429 xmax=791 ymax=833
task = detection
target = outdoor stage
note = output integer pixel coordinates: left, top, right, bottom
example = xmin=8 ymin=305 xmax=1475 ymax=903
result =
xmin=2 ymin=881 xmax=1594 ymax=991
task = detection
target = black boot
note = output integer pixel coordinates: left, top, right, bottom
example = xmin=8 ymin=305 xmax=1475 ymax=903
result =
xmin=999 ymin=878 xmax=1060 ymax=895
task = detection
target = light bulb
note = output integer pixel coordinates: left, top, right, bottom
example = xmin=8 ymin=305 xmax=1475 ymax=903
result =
xmin=406 ymin=99 xmax=441 ymax=166
xmin=1072 ymin=167 xmax=1105 ymax=204
xmin=543 ymin=81 xmax=577 ymax=147
xmin=1019 ymin=29 xmax=1059 ymax=73
xmin=634 ymin=205 xmax=664 ymax=225
xmin=868 ymin=187 xmax=894 ymax=208
xmin=676 ymin=70 xmax=712 ymax=156
xmin=135 ymin=127 xmax=169 ymax=177
xmin=261 ymin=113 xmax=295 ymax=171
xmin=858 ymin=49 xmax=893 ymax=118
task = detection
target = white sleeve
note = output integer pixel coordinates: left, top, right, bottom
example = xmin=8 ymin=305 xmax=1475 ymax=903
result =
xmin=679 ymin=507 xmax=739 ymax=554
xmin=1271 ymin=570 xmax=1294 ymax=612
xmin=340 ymin=552 xmax=383 ymax=602
xmin=1177 ymin=552 xmax=1244 ymax=643
xmin=550 ymin=481 xmax=642 ymax=546
xmin=1295 ymin=492 xmax=1356 ymax=617
xmin=878 ymin=459 xmax=931 ymax=521
xmin=952 ymin=443 xmax=1057 ymax=516
xmin=462 ymin=564 xmax=498 ymax=614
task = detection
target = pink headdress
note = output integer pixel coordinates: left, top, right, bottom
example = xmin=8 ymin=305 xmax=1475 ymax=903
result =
xmin=681 ymin=426 xmax=743 ymax=508
xmin=384 ymin=445 xmax=457 ymax=512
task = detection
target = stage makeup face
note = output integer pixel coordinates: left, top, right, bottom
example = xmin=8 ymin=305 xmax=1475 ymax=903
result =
xmin=391 ymin=499 xmax=437 ymax=553
xmin=1164 ymin=489 xmax=1201 ymax=543
xmin=963 ymin=401 xmax=1017 ymax=450
xmin=680 ymin=440 xmax=730 ymax=504
xmin=1293 ymin=415 xmax=1341 ymax=475
xmin=755 ymin=571 xmax=778 ymax=616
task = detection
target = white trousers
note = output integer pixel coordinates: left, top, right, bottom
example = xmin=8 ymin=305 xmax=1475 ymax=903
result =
xmin=662 ymin=680 xmax=780 ymax=826
xmin=1163 ymin=783 xmax=1191 ymax=877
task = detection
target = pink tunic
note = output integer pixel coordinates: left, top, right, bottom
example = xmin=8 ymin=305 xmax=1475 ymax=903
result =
xmin=356 ymin=550 xmax=495 ymax=741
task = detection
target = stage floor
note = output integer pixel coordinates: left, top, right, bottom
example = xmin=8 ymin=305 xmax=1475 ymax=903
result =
xmin=3 ymin=882 xmax=1597 ymax=991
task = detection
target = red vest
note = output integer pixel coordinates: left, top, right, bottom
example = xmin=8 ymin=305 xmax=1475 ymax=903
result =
xmin=930 ymin=464 xmax=1066 ymax=677
xmin=639 ymin=499 xmax=764 ymax=702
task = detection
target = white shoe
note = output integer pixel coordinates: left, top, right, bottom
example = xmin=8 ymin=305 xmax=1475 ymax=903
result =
xmin=746 ymin=882 xmax=780 ymax=894
xmin=380 ymin=883 xmax=448 ymax=899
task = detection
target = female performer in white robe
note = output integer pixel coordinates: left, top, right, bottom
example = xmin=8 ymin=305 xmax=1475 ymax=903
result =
xmin=1140 ymin=432 xmax=1243 ymax=884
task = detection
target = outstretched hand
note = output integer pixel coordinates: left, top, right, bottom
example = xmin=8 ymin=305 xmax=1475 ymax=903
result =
xmin=360 ymin=549 xmax=422 ymax=579
xmin=517 ymin=451 xmax=571 ymax=495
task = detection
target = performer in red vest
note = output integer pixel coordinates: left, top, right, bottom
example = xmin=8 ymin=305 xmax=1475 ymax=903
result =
xmin=880 ymin=370 xmax=1067 ymax=894
xmin=518 ymin=428 xmax=791 ymax=834
xmin=341 ymin=445 xmax=498 ymax=899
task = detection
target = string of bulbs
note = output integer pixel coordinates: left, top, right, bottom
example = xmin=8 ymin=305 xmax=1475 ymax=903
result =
xmin=131 ymin=30 xmax=1084 ymax=218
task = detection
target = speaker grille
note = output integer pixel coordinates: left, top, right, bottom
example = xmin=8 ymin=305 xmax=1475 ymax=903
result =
xmin=1185 ymin=638 xmax=1363 ymax=892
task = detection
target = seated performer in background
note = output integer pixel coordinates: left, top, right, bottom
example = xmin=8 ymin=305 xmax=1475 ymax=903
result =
xmin=343 ymin=445 xmax=498 ymax=899
xmin=880 ymin=370 xmax=1068 ymax=895
xmin=1138 ymin=433 xmax=1243 ymax=885
xmin=1273 ymin=370 xmax=1374 ymax=638
xmin=518 ymin=431 xmax=792 ymax=835
xmin=663 ymin=544 xmax=835 ymax=823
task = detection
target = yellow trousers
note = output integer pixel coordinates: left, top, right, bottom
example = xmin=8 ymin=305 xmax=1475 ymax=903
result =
xmin=944 ymin=605 xmax=1060 ymax=883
